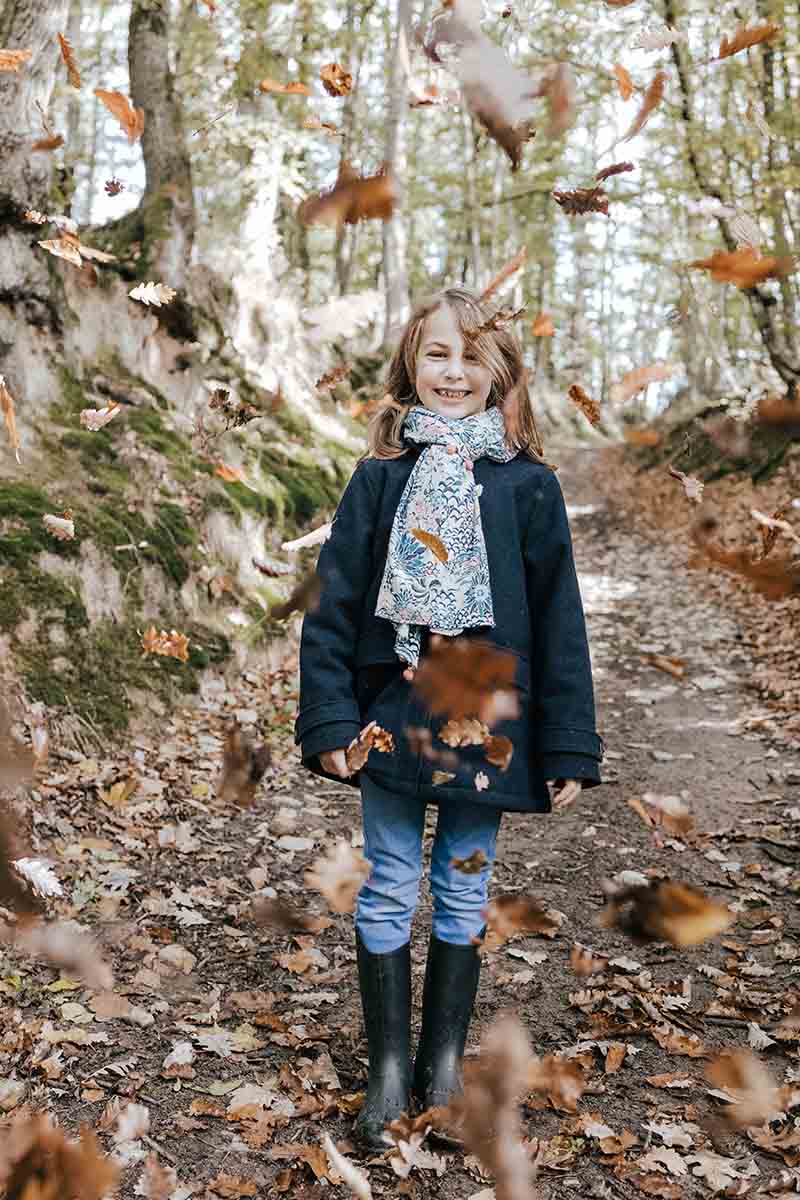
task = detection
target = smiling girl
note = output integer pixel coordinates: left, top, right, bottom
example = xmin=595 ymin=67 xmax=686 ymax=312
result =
xmin=294 ymin=287 xmax=604 ymax=1150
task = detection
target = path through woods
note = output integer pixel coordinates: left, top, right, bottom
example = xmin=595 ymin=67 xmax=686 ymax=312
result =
xmin=7 ymin=445 xmax=800 ymax=1200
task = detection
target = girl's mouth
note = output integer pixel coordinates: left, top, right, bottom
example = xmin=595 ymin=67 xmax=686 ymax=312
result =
xmin=434 ymin=389 xmax=471 ymax=399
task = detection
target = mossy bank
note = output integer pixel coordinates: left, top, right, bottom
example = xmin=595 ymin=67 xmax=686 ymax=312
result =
xmin=0 ymin=361 xmax=356 ymax=739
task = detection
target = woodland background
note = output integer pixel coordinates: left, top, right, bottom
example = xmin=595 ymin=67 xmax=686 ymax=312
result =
xmin=0 ymin=0 xmax=798 ymax=738
xmin=2 ymin=4 xmax=800 ymax=1199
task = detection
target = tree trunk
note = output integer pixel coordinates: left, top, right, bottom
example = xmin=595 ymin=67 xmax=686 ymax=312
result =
xmin=127 ymin=0 xmax=196 ymax=286
xmin=0 ymin=0 xmax=69 ymax=353
xmin=664 ymin=0 xmax=799 ymax=400
xmin=0 ymin=0 xmax=69 ymax=220
xmin=381 ymin=0 xmax=411 ymax=347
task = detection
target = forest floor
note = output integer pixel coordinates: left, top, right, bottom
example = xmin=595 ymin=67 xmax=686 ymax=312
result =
xmin=3 ymin=441 xmax=800 ymax=1200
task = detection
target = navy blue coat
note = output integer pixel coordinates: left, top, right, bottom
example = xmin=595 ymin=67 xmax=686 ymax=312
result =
xmin=293 ymin=443 xmax=604 ymax=813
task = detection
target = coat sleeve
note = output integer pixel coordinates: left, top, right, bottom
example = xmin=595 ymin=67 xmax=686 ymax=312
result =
xmin=524 ymin=469 xmax=604 ymax=788
xmin=293 ymin=459 xmax=379 ymax=762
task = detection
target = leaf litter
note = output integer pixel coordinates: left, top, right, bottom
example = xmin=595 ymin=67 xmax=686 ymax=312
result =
xmin=2 ymin=450 xmax=800 ymax=1199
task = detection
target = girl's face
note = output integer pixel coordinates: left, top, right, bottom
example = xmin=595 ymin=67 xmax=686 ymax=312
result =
xmin=415 ymin=305 xmax=493 ymax=419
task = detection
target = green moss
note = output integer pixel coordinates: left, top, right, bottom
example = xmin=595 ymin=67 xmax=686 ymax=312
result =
xmin=127 ymin=407 xmax=183 ymax=459
xmin=0 ymin=482 xmax=80 ymax=567
xmin=17 ymin=616 xmax=231 ymax=734
xmin=260 ymin=451 xmax=344 ymax=525
xmin=203 ymin=489 xmax=242 ymax=524
xmin=0 ymin=559 xmax=83 ymax=633
xmin=80 ymin=501 xmax=197 ymax=588
xmin=220 ymin=480 xmax=276 ymax=520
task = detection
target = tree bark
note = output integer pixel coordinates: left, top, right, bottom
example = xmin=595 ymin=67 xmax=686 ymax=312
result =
xmin=664 ymin=0 xmax=799 ymax=399
xmin=381 ymin=0 xmax=411 ymax=347
xmin=0 ymin=0 xmax=69 ymax=221
xmin=0 ymin=0 xmax=69 ymax=350
xmin=128 ymin=0 xmax=196 ymax=286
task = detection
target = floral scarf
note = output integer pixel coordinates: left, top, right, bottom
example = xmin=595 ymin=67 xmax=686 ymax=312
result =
xmin=374 ymin=404 xmax=518 ymax=668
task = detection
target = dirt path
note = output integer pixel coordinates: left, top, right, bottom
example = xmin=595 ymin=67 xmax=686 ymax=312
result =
xmin=5 ymin=444 xmax=799 ymax=1199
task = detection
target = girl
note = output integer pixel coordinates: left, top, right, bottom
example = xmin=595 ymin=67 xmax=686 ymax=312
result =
xmin=294 ymin=287 xmax=604 ymax=1151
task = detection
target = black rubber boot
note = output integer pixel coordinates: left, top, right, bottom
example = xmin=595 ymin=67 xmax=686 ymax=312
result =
xmin=354 ymin=931 xmax=412 ymax=1152
xmin=412 ymin=935 xmax=481 ymax=1145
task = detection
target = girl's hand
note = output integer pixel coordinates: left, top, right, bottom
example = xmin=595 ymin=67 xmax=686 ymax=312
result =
xmin=547 ymin=778 xmax=582 ymax=811
xmin=318 ymin=748 xmax=352 ymax=778
xmin=402 ymin=666 xmax=416 ymax=682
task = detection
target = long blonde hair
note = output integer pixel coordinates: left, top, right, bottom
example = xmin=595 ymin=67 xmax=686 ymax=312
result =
xmin=357 ymin=287 xmax=547 ymax=465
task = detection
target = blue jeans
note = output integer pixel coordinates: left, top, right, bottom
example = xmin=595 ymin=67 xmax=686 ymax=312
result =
xmin=355 ymin=773 xmax=503 ymax=954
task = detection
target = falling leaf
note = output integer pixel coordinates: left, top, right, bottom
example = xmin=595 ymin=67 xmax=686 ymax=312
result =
xmin=609 ymin=362 xmax=676 ymax=404
xmin=0 ymin=375 xmax=21 ymax=463
xmin=569 ymin=944 xmax=610 ymax=977
xmin=301 ymin=114 xmax=341 ymax=136
xmin=596 ymin=160 xmax=636 ymax=182
xmin=713 ymin=21 xmax=781 ymax=61
xmin=612 ymin=64 xmax=635 ymax=100
xmin=641 ymin=653 xmax=686 ymax=680
xmin=80 ymin=403 xmax=120 ymax=431
xmin=526 ymin=1054 xmax=587 ymax=1111
xmin=141 ymin=627 xmax=190 ymax=663
xmin=345 ymin=720 xmax=395 ymax=772
xmin=31 ymin=134 xmax=65 ymax=152
xmin=531 ymin=312 xmax=555 ymax=336
xmin=316 ymin=364 xmax=350 ymax=391
xmin=384 ymin=1113 xmax=447 ymax=1178
xmin=217 ymin=725 xmax=270 ymax=808
xmin=451 ymin=849 xmax=489 ymax=874
xmin=0 ymin=48 xmax=33 ymax=71
xmin=129 ymin=281 xmax=176 ymax=307
xmin=305 ymin=840 xmax=372 ymax=914
xmin=668 ymin=465 xmax=704 ymax=504
xmin=568 ymin=383 xmax=601 ymax=426
xmin=250 ymin=898 xmax=330 ymax=935
xmin=627 ymin=792 xmax=694 ymax=838
xmin=57 ymin=33 xmax=81 ymax=88
xmin=42 ymin=513 xmax=75 ymax=542
xmin=621 ymin=69 xmax=667 ymax=141
xmin=298 ymin=160 xmax=398 ymax=227
xmin=258 ymin=77 xmax=311 ymax=95
xmin=552 ymin=185 xmax=609 ymax=217
xmin=0 ymin=1112 xmax=119 ymax=1199
xmin=411 ymin=527 xmax=449 ymax=563
xmin=320 ymin=62 xmax=353 ymax=96
xmin=598 ymin=878 xmax=734 ymax=948
xmin=450 ymin=1013 xmax=536 ymax=1194
xmin=691 ymin=512 xmax=800 ymax=599
xmin=444 ymin=38 xmax=538 ymax=170
xmin=688 ymin=245 xmax=795 ymax=290
xmin=706 ymin=1048 xmax=785 ymax=1128
xmin=478 ymin=894 xmax=563 ymax=953
xmin=479 ymin=247 xmax=527 ymax=304
xmin=320 ymin=1134 xmax=372 ymax=1199
xmin=94 ymin=89 xmax=145 ymax=142
xmin=413 ymin=636 xmax=518 ymax=724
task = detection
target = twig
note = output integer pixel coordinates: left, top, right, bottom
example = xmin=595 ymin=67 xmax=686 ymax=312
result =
xmin=142 ymin=1134 xmax=178 ymax=1165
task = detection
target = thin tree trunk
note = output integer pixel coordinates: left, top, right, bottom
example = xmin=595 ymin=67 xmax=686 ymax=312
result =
xmin=463 ymin=109 xmax=481 ymax=287
xmin=664 ymin=0 xmax=799 ymax=399
xmin=0 ymin=0 xmax=70 ymax=220
xmin=128 ymin=0 xmax=196 ymax=286
xmin=381 ymin=0 xmax=411 ymax=347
